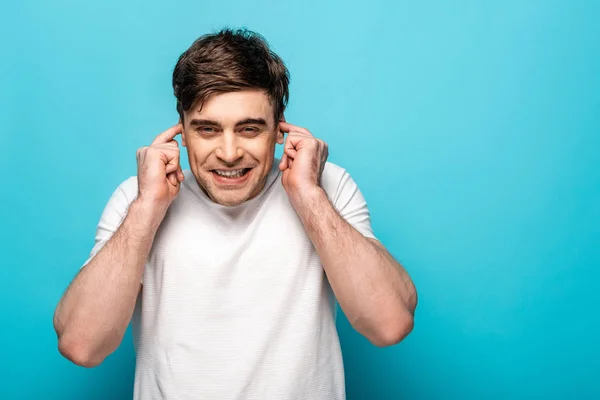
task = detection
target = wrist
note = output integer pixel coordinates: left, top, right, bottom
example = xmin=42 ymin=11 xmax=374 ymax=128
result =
xmin=129 ymin=197 xmax=168 ymax=231
xmin=288 ymin=184 xmax=328 ymax=211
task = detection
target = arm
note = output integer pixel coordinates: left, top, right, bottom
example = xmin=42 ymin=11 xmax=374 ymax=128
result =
xmin=290 ymin=186 xmax=417 ymax=347
xmin=278 ymin=121 xmax=417 ymax=347
xmin=53 ymin=199 xmax=162 ymax=367
xmin=53 ymin=124 xmax=185 ymax=367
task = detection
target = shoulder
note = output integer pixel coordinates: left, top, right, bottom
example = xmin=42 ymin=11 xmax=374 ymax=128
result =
xmin=320 ymin=161 xmax=375 ymax=237
xmin=321 ymin=161 xmax=347 ymax=187
xmin=320 ymin=161 xmax=356 ymax=197
xmin=114 ymin=175 xmax=138 ymax=203
xmin=322 ymin=161 xmax=347 ymax=177
xmin=100 ymin=175 xmax=138 ymax=215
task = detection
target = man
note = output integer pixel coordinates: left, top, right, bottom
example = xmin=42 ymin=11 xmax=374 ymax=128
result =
xmin=54 ymin=28 xmax=417 ymax=399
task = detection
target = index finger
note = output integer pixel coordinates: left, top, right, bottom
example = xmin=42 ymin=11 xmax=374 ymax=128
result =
xmin=279 ymin=121 xmax=313 ymax=137
xmin=151 ymin=124 xmax=183 ymax=145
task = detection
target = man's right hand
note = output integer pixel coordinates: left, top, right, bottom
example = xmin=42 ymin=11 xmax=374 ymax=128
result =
xmin=136 ymin=124 xmax=185 ymax=214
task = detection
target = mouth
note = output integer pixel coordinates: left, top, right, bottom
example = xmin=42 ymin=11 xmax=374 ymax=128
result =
xmin=210 ymin=168 xmax=252 ymax=185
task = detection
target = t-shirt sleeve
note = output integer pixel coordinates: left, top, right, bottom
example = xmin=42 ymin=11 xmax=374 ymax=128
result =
xmin=322 ymin=163 xmax=377 ymax=241
xmin=81 ymin=176 xmax=138 ymax=268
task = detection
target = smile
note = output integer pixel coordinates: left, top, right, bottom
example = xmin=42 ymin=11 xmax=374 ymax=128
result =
xmin=213 ymin=168 xmax=251 ymax=178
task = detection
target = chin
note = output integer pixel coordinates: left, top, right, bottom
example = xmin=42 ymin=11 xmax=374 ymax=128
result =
xmin=204 ymin=184 xmax=255 ymax=207
xmin=211 ymin=193 xmax=249 ymax=207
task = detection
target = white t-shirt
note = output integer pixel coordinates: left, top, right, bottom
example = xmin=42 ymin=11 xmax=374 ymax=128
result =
xmin=83 ymin=160 xmax=376 ymax=400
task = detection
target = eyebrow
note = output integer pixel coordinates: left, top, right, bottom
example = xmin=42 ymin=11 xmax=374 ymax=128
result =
xmin=235 ymin=118 xmax=268 ymax=127
xmin=189 ymin=119 xmax=221 ymax=127
xmin=188 ymin=118 xmax=268 ymax=128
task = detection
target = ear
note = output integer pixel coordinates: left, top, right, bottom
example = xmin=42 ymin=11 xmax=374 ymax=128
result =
xmin=179 ymin=118 xmax=187 ymax=147
xmin=276 ymin=114 xmax=286 ymax=145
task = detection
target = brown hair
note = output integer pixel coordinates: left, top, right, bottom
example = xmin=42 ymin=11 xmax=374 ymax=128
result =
xmin=172 ymin=28 xmax=290 ymax=124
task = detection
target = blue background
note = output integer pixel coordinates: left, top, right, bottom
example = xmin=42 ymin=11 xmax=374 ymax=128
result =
xmin=1 ymin=1 xmax=599 ymax=399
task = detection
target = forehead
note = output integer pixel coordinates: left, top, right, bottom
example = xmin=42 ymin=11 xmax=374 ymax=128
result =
xmin=187 ymin=90 xmax=274 ymax=124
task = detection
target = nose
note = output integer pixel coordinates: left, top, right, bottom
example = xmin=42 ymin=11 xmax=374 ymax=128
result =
xmin=215 ymin=132 xmax=244 ymax=163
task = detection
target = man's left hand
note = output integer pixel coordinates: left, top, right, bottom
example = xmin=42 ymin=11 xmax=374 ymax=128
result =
xmin=278 ymin=122 xmax=329 ymax=203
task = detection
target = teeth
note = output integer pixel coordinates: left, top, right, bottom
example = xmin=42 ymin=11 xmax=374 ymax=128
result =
xmin=215 ymin=169 xmax=246 ymax=178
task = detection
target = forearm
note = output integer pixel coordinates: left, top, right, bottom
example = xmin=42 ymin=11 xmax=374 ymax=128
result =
xmin=291 ymin=187 xmax=417 ymax=346
xmin=54 ymin=199 xmax=162 ymax=367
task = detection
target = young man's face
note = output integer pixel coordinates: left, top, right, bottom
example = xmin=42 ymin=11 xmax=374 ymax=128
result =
xmin=181 ymin=90 xmax=283 ymax=206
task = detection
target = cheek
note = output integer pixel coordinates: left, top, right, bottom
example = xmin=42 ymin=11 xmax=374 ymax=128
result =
xmin=244 ymin=136 xmax=277 ymax=158
xmin=186 ymin=141 xmax=214 ymax=165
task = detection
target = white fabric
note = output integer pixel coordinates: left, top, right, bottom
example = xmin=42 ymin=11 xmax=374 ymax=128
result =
xmin=83 ymin=160 xmax=376 ymax=400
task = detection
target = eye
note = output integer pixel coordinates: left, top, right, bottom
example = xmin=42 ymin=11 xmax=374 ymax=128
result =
xmin=240 ymin=126 xmax=259 ymax=136
xmin=196 ymin=126 xmax=218 ymax=136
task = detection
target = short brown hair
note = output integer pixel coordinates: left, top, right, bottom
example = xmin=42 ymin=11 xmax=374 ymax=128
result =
xmin=172 ymin=28 xmax=290 ymax=123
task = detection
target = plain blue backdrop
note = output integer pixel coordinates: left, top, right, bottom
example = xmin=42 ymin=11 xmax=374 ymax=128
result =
xmin=1 ymin=1 xmax=599 ymax=399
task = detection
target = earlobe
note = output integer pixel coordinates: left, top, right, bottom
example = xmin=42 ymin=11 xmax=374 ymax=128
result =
xmin=179 ymin=118 xmax=186 ymax=147
xmin=277 ymin=114 xmax=286 ymax=144
xmin=181 ymin=130 xmax=187 ymax=147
